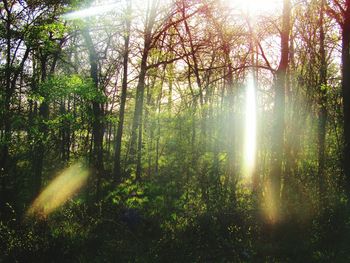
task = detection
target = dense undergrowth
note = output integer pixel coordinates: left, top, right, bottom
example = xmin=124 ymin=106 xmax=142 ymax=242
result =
xmin=1 ymin=175 xmax=350 ymax=263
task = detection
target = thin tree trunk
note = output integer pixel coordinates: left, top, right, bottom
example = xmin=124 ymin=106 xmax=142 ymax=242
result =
xmin=225 ymin=53 xmax=236 ymax=188
xmin=318 ymin=0 xmax=327 ymax=204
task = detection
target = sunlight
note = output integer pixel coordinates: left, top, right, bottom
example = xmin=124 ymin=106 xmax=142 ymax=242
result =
xmin=63 ymin=1 xmax=119 ymax=20
xmin=229 ymin=0 xmax=281 ymax=15
xmin=243 ymin=73 xmax=257 ymax=178
xmin=26 ymin=163 xmax=89 ymax=218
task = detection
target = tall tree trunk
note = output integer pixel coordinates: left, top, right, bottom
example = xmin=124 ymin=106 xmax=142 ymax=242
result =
xmin=0 ymin=1 xmax=13 ymax=200
xmin=129 ymin=47 xmax=149 ymax=180
xmin=82 ymin=28 xmax=104 ymax=200
xmin=182 ymin=3 xmax=206 ymax=146
xmin=113 ymin=0 xmax=131 ymax=182
xmin=269 ymin=0 xmax=290 ymax=219
xmin=32 ymin=56 xmax=49 ymax=197
xmin=31 ymin=37 xmax=63 ymax=197
xmin=342 ymin=0 xmax=350 ymax=197
xmin=129 ymin=0 xmax=157 ymax=180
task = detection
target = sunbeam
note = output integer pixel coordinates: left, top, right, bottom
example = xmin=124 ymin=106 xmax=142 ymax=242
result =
xmin=63 ymin=2 xmax=119 ymax=20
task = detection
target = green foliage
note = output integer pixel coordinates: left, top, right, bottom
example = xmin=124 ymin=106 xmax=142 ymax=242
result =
xmin=26 ymin=23 xmax=65 ymax=51
xmin=108 ymin=177 xmax=149 ymax=209
xmin=34 ymin=74 xmax=104 ymax=103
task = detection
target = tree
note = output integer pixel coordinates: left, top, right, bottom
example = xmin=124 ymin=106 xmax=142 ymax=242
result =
xmin=128 ymin=0 xmax=199 ymax=180
xmin=113 ymin=0 xmax=132 ymax=182
xmin=81 ymin=26 xmax=105 ymax=200
xmin=128 ymin=0 xmax=160 ymax=180
xmin=269 ymin=0 xmax=291 ymax=220
xmin=318 ymin=0 xmax=328 ymax=204
xmin=340 ymin=0 xmax=350 ymax=197
xmin=0 ymin=1 xmax=31 ymax=202
xmin=328 ymin=0 xmax=350 ymax=198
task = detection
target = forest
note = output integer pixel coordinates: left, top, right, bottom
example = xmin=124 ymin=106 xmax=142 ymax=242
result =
xmin=1 ymin=0 xmax=350 ymax=262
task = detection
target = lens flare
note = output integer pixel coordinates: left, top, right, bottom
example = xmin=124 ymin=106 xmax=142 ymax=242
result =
xmin=26 ymin=163 xmax=89 ymax=218
xmin=243 ymin=73 xmax=257 ymax=178
xmin=262 ymin=180 xmax=279 ymax=223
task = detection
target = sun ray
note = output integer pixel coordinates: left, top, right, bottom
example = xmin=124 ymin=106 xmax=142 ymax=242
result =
xmin=63 ymin=2 xmax=119 ymax=20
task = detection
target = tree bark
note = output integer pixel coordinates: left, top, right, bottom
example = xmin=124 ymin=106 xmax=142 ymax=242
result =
xmin=269 ymin=0 xmax=291 ymax=217
xmin=129 ymin=0 xmax=157 ymax=180
xmin=318 ymin=0 xmax=327 ymax=204
xmin=32 ymin=55 xmax=49 ymax=197
xmin=342 ymin=0 xmax=350 ymax=197
xmin=113 ymin=0 xmax=131 ymax=182
xmin=0 ymin=0 xmax=30 ymax=202
xmin=82 ymin=28 xmax=104 ymax=200
xmin=0 ymin=0 xmax=13 ymax=198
